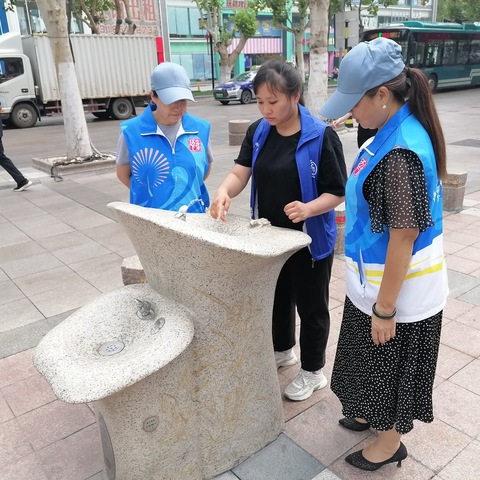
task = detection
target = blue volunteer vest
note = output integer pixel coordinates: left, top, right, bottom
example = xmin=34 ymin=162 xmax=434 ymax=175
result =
xmin=345 ymin=103 xmax=448 ymax=322
xmin=250 ymin=104 xmax=336 ymax=261
xmin=121 ymin=106 xmax=210 ymax=212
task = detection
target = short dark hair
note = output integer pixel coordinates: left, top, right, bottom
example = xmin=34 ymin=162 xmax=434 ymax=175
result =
xmin=253 ymin=61 xmax=305 ymax=106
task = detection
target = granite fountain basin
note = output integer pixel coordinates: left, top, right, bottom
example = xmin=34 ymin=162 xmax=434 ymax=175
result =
xmin=33 ymin=283 xmax=194 ymax=404
xmin=107 ymin=202 xmax=312 ymax=478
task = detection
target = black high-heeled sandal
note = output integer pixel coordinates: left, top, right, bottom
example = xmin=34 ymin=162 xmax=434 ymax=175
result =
xmin=345 ymin=442 xmax=408 ymax=471
xmin=339 ymin=417 xmax=371 ymax=431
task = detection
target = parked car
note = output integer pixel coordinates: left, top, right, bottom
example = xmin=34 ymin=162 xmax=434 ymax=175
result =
xmin=213 ymin=71 xmax=257 ymax=105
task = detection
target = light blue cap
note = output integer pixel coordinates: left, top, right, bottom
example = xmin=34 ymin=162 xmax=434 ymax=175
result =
xmin=319 ymin=37 xmax=405 ymax=119
xmin=151 ymin=62 xmax=194 ymax=105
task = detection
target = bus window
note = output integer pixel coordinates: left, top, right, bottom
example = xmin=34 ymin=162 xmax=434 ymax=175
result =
xmin=470 ymin=40 xmax=480 ymax=65
xmin=426 ymin=44 xmax=442 ymax=66
xmin=442 ymin=41 xmax=456 ymax=65
xmin=457 ymin=40 xmax=470 ymax=65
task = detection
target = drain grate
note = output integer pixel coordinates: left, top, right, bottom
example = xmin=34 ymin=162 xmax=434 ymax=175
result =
xmin=98 ymin=340 xmax=125 ymax=356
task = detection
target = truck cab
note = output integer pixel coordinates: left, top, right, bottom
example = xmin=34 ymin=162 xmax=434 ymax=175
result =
xmin=0 ymin=34 xmax=39 ymax=128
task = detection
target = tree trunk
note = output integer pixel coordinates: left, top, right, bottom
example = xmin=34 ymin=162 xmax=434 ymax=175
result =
xmin=295 ymin=31 xmax=306 ymax=83
xmin=36 ymin=0 xmax=93 ymax=159
xmin=216 ymin=36 xmax=248 ymax=83
xmin=306 ymin=0 xmax=330 ymax=117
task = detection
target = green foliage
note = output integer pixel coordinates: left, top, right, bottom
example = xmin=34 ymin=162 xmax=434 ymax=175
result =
xmin=234 ymin=9 xmax=258 ymax=38
xmin=253 ymin=0 xmax=309 ymax=32
xmin=437 ymin=0 xmax=480 ymax=22
xmin=196 ymin=0 xmax=258 ymax=39
xmin=329 ymin=0 xmax=401 ymax=20
xmin=70 ymin=0 xmax=116 ymax=27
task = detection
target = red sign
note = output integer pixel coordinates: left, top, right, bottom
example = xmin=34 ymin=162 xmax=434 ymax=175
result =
xmin=188 ymin=138 xmax=203 ymax=153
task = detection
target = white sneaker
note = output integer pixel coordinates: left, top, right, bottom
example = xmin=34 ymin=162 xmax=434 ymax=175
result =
xmin=284 ymin=369 xmax=327 ymax=401
xmin=275 ymin=348 xmax=299 ymax=368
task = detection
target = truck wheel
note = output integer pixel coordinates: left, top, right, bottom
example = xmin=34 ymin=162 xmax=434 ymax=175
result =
xmin=11 ymin=103 xmax=37 ymax=128
xmin=240 ymin=90 xmax=252 ymax=104
xmin=92 ymin=111 xmax=110 ymax=119
xmin=108 ymin=98 xmax=134 ymax=120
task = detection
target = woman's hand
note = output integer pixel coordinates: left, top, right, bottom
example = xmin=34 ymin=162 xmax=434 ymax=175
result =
xmin=371 ymin=314 xmax=396 ymax=345
xmin=284 ymin=201 xmax=311 ymax=223
xmin=210 ymin=191 xmax=231 ymax=222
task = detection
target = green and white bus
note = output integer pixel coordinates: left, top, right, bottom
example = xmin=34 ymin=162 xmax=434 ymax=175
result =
xmin=362 ymin=21 xmax=480 ymax=92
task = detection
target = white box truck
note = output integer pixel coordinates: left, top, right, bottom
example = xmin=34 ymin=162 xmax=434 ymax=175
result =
xmin=0 ymin=33 xmax=159 ymax=128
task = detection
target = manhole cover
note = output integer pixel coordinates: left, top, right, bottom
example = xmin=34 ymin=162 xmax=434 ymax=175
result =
xmin=98 ymin=340 xmax=125 ymax=356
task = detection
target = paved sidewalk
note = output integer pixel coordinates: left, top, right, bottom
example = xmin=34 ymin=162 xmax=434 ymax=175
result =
xmin=1 ymin=127 xmax=480 ymax=480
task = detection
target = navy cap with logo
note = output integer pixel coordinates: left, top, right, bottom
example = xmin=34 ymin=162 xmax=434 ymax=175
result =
xmin=151 ymin=62 xmax=194 ymax=105
xmin=319 ymin=37 xmax=405 ymax=120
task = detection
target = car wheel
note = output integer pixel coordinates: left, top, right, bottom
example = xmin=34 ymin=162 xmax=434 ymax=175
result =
xmin=428 ymin=74 xmax=438 ymax=93
xmin=240 ymin=90 xmax=252 ymax=104
xmin=220 ymin=100 xmax=230 ymax=105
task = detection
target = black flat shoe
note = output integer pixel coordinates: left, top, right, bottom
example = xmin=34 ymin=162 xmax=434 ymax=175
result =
xmin=345 ymin=442 xmax=408 ymax=471
xmin=339 ymin=417 xmax=371 ymax=431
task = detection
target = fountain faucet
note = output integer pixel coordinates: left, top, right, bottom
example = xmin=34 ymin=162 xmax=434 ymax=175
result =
xmin=135 ymin=299 xmax=155 ymax=320
xmin=174 ymin=198 xmax=206 ymax=221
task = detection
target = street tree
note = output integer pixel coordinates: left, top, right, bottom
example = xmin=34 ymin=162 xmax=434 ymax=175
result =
xmin=329 ymin=0 xmax=402 ymax=35
xmin=195 ymin=0 xmax=258 ymax=83
xmin=68 ymin=0 xmax=136 ymax=35
xmin=36 ymin=0 xmax=93 ymax=159
xmin=437 ymin=0 xmax=480 ymax=22
xmin=306 ymin=0 xmax=329 ymax=115
xmin=254 ymin=1 xmax=310 ymax=82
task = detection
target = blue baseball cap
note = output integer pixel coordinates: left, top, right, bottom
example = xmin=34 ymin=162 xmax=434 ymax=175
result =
xmin=319 ymin=37 xmax=405 ymax=119
xmin=151 ymin=62 xmax=194 ymax=104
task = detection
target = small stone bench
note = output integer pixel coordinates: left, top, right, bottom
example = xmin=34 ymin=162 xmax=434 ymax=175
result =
xmin=334 ymin=203 xmax=346 ymax=255
xmin=228 ymin=120 xmax=250 ymax=146
xmin=443 ymin=172 xmax=468 ymax=212
xmin=121 ymin=255 xmax=146 ymax=285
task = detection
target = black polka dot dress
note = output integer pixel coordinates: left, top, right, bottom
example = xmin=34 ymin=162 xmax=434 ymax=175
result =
xmin=331 ymin=148 xmax=444 ymax=435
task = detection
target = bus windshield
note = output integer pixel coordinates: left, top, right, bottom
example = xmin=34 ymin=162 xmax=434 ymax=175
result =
xmin=362 ymin=22 xmax=480 ymax=92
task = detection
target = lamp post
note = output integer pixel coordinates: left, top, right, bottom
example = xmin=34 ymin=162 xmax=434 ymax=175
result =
xmin=205 ymin=33 xmax=215 ymax=91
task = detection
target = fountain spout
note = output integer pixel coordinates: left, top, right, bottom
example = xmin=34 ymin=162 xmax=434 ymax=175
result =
xmin=174 ymin=198 xmax=206 ymax=220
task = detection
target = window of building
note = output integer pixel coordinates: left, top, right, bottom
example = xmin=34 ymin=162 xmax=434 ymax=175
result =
xmin=15 ymin=1 xmax=83 ymax=35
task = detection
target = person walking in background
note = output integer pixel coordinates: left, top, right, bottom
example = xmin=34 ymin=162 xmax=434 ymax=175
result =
xmin=319 ymin=37 xmax=448 ymax=471
xmin=116 ymin=62 xmax=213 ymax=212
xmin=331 ymin=111 xmax=377 ymax=148
xmin=209 ymin=61 xmax=347 ymax=402
xmin=0 ymin=121 xmax=32 ymax=192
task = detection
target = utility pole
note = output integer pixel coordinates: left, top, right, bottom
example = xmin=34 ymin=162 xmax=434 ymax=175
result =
xmin=158 ymin=0 xmax=171 ymax=61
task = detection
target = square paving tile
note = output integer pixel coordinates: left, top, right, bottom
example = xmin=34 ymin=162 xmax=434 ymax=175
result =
xmin=2 ymin=373 xmax=57 ymax=416
xmin=433 ymin=380 xmax=480 ymax=438
xmin=35 ymin=424 xmax=104 ymax=480
xmin=16 ymin=400 xmax=95 ymax=451
xmin=436 ymin=440 xmax=480 ymax=480
xmin=0 ymin=419 xmax=33 ymax=469
xmin=0 ymin=453 xmax=49 ymax=480
xmin=232 ymin=433 xmax=324 ymax=480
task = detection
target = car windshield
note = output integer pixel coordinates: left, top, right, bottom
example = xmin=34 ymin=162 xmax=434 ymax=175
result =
xmin=233 ymin=71 xmax=255 ymax=82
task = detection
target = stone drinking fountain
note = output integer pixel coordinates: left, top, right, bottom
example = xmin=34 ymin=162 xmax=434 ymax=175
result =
xmin=34 ymin=202 xmax=311 ymax=480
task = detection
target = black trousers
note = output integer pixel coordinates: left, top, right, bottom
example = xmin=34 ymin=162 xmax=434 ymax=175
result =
xmin=272 ymin=247 xmax=334 ymax=372
xmin=0 ymin=138 xmax=26 ymax=185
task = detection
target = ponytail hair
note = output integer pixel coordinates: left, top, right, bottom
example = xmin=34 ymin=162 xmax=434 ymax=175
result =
xmin=366 ymin=68 xmax=447 ymax=180
xmin=406 ymin=68 xmax=447 ymax=180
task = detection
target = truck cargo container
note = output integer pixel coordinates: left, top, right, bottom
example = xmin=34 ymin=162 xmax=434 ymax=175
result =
xmin=0 ymin=33 xmax=160 ymax=128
